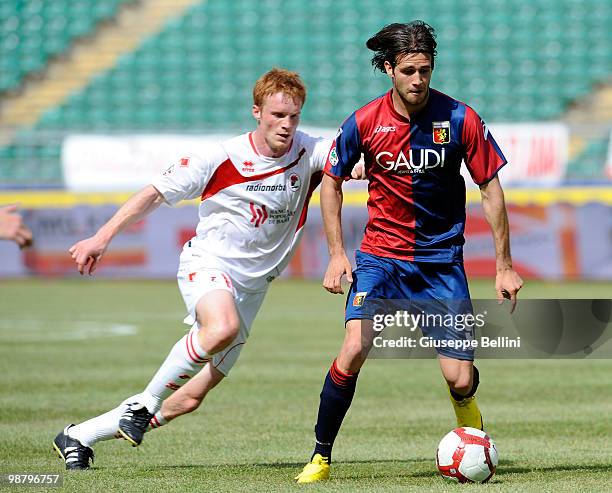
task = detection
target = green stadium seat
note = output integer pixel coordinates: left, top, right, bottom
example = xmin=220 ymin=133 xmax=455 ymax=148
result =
xmin=3 ymin=0 xmax=611 ymax=186
xmin=38 ymin=108 xmax=65 ymax=127
xmin=0 ymin=0 xmax=132 ymax=94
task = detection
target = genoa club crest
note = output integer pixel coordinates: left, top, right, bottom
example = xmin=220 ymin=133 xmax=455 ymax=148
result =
xmin=353 ymin=291 xmax=367 ymax=307
xmin=432 ymin=121 xmax=451 ymax=144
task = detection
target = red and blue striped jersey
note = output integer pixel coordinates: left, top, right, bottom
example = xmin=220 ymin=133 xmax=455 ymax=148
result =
xmin=324 ymin=88 xmax=507 ymax=262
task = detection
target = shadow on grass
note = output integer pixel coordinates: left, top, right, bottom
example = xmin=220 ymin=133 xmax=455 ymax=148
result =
xmin=95 ymin=458 xmax=432 ymax=470
xmin=98 ymin=458 xmax=612 ymax=482
xmin=98 ymin=458 xmax=435 ymax=482
xmin=100 ymin=457 xmax=429 ymax=471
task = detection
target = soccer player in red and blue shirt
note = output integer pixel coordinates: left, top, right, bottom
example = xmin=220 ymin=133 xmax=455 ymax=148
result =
xmin=296 ymin=21 xmax=523 ymax=483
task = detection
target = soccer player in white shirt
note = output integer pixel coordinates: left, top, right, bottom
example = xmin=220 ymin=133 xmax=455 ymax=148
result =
xmin=53 ymin=68 xmax=363 ymax=470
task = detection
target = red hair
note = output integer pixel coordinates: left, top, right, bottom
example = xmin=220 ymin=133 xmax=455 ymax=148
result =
xmin=253 ymin=68 xmax=306 ymax=107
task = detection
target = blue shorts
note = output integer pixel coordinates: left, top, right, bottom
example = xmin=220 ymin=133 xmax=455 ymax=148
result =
xmin=345 ymin=250 xmax=474 ymax=360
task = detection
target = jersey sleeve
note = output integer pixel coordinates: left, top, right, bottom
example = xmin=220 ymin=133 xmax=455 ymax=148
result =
xmin=309 ymin=137 xmax=333 ymax=172
xmin=324 ymin=112 xmax=363 ymax=180
xmin=151 ymin=153 xmax=217 ymax=205
xmin=462 ymin=106 xmax=507 ymax=185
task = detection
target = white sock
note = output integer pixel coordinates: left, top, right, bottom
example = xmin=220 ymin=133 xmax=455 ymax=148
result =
xmin=139 ymin=325 xmax=210 ymax=414
xmin=147 ymin=411 xmax=168 ymax=431
xmin=68 ymin=395 xmax=138 ymax=447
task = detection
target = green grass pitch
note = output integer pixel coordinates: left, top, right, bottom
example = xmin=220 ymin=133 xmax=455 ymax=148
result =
xmin=1 ymin=278 xmax=611 ymax=492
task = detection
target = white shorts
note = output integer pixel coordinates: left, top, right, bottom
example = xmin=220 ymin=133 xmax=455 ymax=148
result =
xmin=177 ymin=249 xmax=267 ymax=376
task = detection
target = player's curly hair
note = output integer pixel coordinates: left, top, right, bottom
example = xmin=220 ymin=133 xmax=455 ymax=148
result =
xmin=253 ymin=68 xmax=307 ymax=107
xmin=367 ymin=21 xmax=437 ymax=71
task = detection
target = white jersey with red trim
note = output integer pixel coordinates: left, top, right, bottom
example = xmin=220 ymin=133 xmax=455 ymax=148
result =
xmin=151 ymin=130 xmax=330 ymax=291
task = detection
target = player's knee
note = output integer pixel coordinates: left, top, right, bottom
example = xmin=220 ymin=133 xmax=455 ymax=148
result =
xmin=347 ymin=339 xmax=364 ymax=357
xmin=196 ymin=313 xmax=240 ymax=352
xmin=449 ymin=381 xmax=471 ymax=396
xmin=214 ymin=318 xmax=239 ymax=345
xmin=339 ymin=340 xmax=367 ymax=370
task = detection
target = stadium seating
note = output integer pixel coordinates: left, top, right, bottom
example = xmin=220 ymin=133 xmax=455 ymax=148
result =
xmin=0 ymin=0 xmax=132 ymax=93
xmin=0 ymin=0 xmax=610 ymax=186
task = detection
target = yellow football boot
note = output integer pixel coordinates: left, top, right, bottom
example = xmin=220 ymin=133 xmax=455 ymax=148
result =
xmin=295 ymin=454 xmax=330 ymax=483
xmin=448 ymin=387 xmax=484 ymax=430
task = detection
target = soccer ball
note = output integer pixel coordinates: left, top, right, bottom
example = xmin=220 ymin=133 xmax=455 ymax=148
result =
xmin=436 ymin=427 xmax=498 ymax=483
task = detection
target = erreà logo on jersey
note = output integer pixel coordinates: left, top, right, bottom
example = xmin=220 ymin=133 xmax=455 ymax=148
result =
xmin=242 ymin=160 xmax=255 ymax=173
xmin=375 ymin=148 xmax=446 ymax=173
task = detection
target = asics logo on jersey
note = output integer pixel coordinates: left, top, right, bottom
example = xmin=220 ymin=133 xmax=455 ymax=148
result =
xmin=249 ymin=202 xmax=268 ymax=227
xmin=374 ymin=125 xmax=396 ymax=133
xmin=375 ymin=148 xmax=446 ymax=173
xmin=481 ymin=119 xmax=489 ymax=141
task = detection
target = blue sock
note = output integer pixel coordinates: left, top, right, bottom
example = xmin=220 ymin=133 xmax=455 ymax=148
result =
xmin=312 ymin=359 xmax=359 ymax=463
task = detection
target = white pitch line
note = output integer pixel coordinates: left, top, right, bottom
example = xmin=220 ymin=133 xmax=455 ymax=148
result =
xmin=0 ymin=320 xmax=138 ymax=342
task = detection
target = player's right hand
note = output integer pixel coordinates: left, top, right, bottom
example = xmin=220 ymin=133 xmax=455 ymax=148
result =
xmin=323 ymin=252 xmax=353 ymax=294
xmin=351 ymin=161 xmax=367 ymax=180
xmin=68 ymin=235 xmax=108 ymax=276
xmin=0 ymin=204 xmax=33 ymax=248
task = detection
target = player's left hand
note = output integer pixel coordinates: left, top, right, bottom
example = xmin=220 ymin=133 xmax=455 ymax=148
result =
xmin=496 ymin=268 xmax=523 ymax=313
xmin=323 ymin=252 xmax=353 ymax=295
